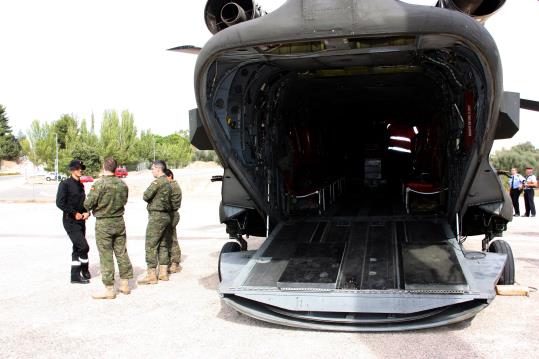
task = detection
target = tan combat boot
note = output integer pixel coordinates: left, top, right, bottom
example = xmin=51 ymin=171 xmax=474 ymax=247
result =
xmin=169 ymin=262 xmax=182 ymax=274
xmin=158 ymin=265 xmax=169 ymax=281
xmin=92 ymin=285 xmax=116 ymax=300
xmin=137 ymin=268 xmax=158 ymax=285
xmin=119 ymin=279 xmax=131 ymax=295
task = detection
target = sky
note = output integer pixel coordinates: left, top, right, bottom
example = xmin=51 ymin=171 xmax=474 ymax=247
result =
xmin=0 ymin=0 xmax=537 ymax=152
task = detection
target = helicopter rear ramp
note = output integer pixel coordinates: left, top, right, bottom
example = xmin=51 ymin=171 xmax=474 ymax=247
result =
xmin=218 ymin=218 xmax=506 ymax=331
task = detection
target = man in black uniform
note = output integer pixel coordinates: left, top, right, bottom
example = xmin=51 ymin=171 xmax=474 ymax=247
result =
xmin=56 ymin=159 xmax=91 ymax=284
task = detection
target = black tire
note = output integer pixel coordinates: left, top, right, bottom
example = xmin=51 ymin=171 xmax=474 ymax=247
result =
xmin=46 ymin=177 xmax=51 ymax=181
xmin=489 ymin=240 xmax=515 ymax=285
xmin=218 ymin=242 xmax=241 ymax=282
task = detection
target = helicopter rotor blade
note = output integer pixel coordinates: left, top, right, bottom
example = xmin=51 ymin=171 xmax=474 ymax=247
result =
xmin=520 ymin=99 xmax=539 ymax=112
xmin=167 ymin=45 xmax=201 ymax=55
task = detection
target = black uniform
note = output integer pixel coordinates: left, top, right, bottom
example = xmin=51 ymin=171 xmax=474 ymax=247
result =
xmin=56 ymin=176 xmax=90 ymax=283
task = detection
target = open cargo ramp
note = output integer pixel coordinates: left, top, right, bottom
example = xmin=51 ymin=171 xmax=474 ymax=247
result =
xmin=219 ymin=218 xmax=507 ymax=331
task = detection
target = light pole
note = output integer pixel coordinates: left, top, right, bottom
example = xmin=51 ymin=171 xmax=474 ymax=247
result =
xmin=55 ymin=133 xmax=59 ymax=182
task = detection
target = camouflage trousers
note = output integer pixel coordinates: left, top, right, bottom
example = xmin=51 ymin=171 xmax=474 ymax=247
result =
xmin=95 ymin=217 xmax=133 ymax=286
xmin=145 ymin=211 xmax=172 ymax=268
xmin=168 ymin=211 xmax=181 ymax=263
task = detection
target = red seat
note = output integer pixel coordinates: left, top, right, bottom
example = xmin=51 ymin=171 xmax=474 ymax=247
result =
xmin=406 ymin=182 xmax=439 ymax=193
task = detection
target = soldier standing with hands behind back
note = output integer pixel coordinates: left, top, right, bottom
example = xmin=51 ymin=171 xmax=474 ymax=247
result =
xmin=138 ymin=160 xmax=173 ymax=285
xmin=56 ymin=159 xmax=91 ymax=284
xmin=84 ymin=157 xmax=133 ymax=299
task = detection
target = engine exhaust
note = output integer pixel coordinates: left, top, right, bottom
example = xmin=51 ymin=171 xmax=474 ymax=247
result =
xmin=204 ymin=0 xmax=264 ymax=34
xmin=437 ymin=0 xmax=506 ymax=22
xmin=221 ymin=3 xmax=247 ymax=27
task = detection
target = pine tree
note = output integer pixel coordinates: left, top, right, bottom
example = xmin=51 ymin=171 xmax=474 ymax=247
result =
xmin=0 ymin=105 xmax=22 ymax=160
xmin=0 ymin=105 xmax=12 ymax=136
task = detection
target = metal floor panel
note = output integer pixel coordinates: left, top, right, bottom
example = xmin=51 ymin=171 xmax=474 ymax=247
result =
xmin=403 ymin=243 xmax=468 ymax=292
xmin=338 ymin=223 xmax=369 ymax=289
xmin=243 ymin=260 xmax=289 ymax=287
xmin=262 ymin=222 xmax=318 ymax=258
xmin=405 ymin=221 xmax=451 ymax=243
xmin=238 ymin=218 xmax=464 ymax=293
xmin=277 ymin=242 xmax=346 ymax=289
xmin=360 ymin=223 xmax=398 ymax=290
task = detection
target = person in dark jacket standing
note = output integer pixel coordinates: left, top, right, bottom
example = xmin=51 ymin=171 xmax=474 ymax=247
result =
xmin=56 ymin=159 xmax=91 ymax=284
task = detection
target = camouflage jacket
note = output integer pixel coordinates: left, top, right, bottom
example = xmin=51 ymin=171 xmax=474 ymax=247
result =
xmin=170 ymin=180 xmax=182 ymax=211
xmin=84 ymin=175 xmax=128 ymax=218
xmin=143 ymin=175 xmax=172 ymax=212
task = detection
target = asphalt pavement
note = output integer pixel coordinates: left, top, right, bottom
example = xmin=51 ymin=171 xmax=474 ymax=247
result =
xmin=0 ymin=168 xmax=538 ymax=358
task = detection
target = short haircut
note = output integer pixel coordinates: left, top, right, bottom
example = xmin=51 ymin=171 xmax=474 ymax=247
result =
xmin=165 ymin=168 xmax=174 ymax=179
xmin=103 ymin=157 xmax=118 ymax=172
xmin=152 ymin=160 xmax=167 ymax=171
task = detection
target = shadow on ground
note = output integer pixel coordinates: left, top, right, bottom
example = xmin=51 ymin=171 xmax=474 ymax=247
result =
xmin=199 ymin=272 xmax=219 ymax=291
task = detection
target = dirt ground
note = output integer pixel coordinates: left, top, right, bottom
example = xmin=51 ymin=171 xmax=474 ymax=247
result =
xmin=0 ymin=167 xmax=538 ymax=358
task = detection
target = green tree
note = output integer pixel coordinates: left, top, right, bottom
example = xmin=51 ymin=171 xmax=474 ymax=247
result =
xmin=100 ymin=110 xmax=121 ymax=160
xmin=99 ymin=110 xmax=138 ymax=165
xmin=192 ymin=149 xmax=220 ymax=163
xmin=20 ymin=138 xmax=34 ymax=163
xmin=79 ymin=118 xmax=99 ymax=147
xmin=155 ymin=131 xmax=193 ymax=168
xmin=54 ymin=114 xmax=78 ymax=149
xmin=71 ymin=142 xmax=101 ymax=176
xmin=24 ymin=120 xmax=55 ymax=169
xmin=135 ymin=129 xmax=155 ymax=162
xmin=0 ymin=105 xmax=22 ymax=160
xmin=0 ymin=105 xmax=13 ymax=136
xmin=21 ymin=109 xmax=194 ymax=171
xmin=118 ymin=110 xmax=138 ymax=164
xmin=491 ymin=142 xmax=539 ymax=173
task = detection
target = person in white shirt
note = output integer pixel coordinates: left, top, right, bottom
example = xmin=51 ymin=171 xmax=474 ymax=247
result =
xmin=523 ymin=167 xmax=537 ymax=217
xmin=508 ymin=168 xmax=525 ymax=216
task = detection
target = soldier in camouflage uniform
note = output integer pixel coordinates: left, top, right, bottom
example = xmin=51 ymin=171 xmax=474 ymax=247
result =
xmin=165 ymin=169 xmax=182 ymax=273
xmin=84 ymin=157 xmax=133 ymax=299
xmin=138 ymin=160 xmax=173 ymax=284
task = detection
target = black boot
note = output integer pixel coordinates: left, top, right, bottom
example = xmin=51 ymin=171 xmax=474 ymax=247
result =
xmin=71 ymin=264 xmax=90 ymax=284
xmin=80 ymin=260 xmax=91 ymax=280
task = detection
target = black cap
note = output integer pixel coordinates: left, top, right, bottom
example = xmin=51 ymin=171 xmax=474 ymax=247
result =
xmin=68 ymin=159 xmax=86 ymax=171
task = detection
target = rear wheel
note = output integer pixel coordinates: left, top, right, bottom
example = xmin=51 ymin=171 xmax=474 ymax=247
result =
xmin=489 ymin=240 xmax=515 ymax=285
xmin=218 ymin=242 xmax=241 ymax=282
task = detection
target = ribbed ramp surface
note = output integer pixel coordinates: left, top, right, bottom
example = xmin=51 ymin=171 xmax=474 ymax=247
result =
xmin=243 ymin=219 xmax=466 ymax=291
xmin=220 ymin=218 xmax=506 ymax=330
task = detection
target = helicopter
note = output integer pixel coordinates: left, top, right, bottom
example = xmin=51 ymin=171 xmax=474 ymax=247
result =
xmin=173 ymin=0 xmax=539 ymax=331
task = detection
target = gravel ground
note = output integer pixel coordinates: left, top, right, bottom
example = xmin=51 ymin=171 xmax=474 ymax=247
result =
xmin=0 ymin=168 xmax=538 ymax=358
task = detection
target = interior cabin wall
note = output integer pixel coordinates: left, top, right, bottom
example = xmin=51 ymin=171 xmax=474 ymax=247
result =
xmin=265 ymin=72 xmax=454 ymax=217
xmin=223 ymin=48 xmax=487 ymax=221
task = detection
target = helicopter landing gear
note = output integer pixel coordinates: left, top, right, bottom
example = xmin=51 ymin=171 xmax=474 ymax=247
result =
xmin=488 ymin=239 xmax=515 ymax=285
xmin=482 ymin=233 xmax=515 ymax=285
